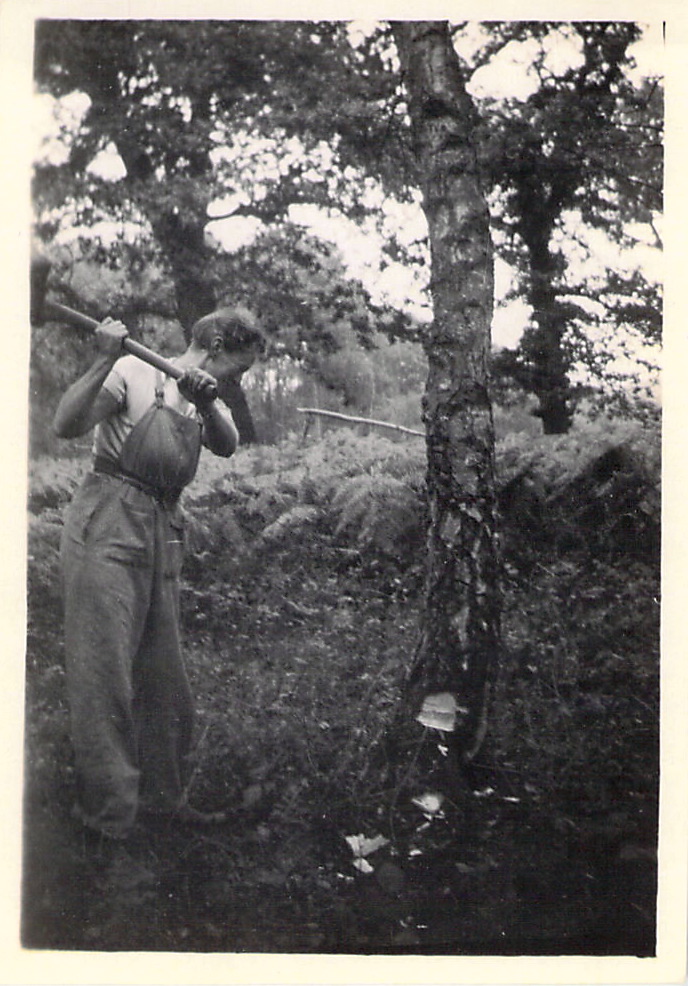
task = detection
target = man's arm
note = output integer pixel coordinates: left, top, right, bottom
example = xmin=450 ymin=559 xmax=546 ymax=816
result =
xmin=198 ymin=400 xmax=240 ymax=458
xmin=52 ymin=319 xmax=128 ymax=439
xmin=177 ymin=368 xmax=239 ymax=457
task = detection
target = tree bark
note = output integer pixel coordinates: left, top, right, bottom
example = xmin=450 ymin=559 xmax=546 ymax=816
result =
xmin=521 ymin=266 xmax=574 ymax=436
xmin=512 ymin=168 xmax=574 ymax=435
xmin=392 ymin=21 xmax=500 ymax=763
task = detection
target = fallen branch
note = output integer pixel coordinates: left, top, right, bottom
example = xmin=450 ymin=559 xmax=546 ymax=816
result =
xmin=297 ymin=407 xmax=425 ymax=438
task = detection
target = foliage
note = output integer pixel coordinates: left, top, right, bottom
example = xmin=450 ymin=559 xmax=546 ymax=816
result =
xmin=23 ymin=424 xmax=660 ymax=950
xmin=27 ymin=456 xmax=89 ymax=509
xmin=26 ymin=415 xmax=660 ymax=624
xmin=468 ymin=22 xmax=663 ymax=430
xmin=492 ymin=555 xmax=659 ymax=821
xmin=496 ymin=412 xmax=660 ymax=491
xmin=184 ymin=431 xmax=426 ymax=581
xmin=32 ymin=20 xmax=402 ymax=328
xmin=26 ymin=412 xmax=660 ymax=587
xmin=332 ymin=473 xmax=424 ymax=558
xmin=210 ymin=223 xmax=418 ymax=362
xmin=32 ymin=20 xmax=662 ymax=443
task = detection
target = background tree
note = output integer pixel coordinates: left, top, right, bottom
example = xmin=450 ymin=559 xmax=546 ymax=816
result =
xmin=33 ymin=20 xmax=661 ymax=441
xmin=465 ymin=21 xmax=663 ymax=431
xmin=32 ymin=20 xmax=409 ymax=313
xmin=32 ymin=20 xmax=400 ymax=437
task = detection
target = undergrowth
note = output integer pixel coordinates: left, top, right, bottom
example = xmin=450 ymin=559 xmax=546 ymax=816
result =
xmin=23 ymin=417 xmax=661 ymax=952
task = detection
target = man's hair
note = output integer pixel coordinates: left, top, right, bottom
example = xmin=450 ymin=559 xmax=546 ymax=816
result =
xmin=192 ymin=307 xmax=266 ymax=355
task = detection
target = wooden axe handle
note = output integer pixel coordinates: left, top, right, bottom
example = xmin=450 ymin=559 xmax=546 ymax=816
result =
xmin=45 ymin=299 xmax=185 ymax=381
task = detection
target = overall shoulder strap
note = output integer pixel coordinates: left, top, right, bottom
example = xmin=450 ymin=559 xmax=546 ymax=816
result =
xmin=154 ymin=370 xmax=165 ymax=407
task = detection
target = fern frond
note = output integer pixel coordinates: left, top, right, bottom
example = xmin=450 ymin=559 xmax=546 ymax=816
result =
xmin=261 ymin=505 xmax=321 ymax=544
xmin=332 ymin=474 xmax=423 ymax=556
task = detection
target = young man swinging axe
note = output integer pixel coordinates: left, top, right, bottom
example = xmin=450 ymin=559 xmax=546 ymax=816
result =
xmin=51 ymin=306 xmax=265 ymax=840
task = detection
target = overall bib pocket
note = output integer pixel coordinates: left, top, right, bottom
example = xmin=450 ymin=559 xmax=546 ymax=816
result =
xmin=119 ymin=384 xmax=202 ymax=496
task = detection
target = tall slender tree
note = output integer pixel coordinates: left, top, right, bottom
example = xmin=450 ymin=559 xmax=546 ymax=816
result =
xmin=392 ymin=22 xmax=500 ymax=762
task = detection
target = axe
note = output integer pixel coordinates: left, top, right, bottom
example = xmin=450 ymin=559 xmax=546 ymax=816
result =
xmin=30 ymin=252 xmax=191 ymax=384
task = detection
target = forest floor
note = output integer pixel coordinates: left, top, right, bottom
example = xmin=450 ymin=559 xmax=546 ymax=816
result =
xmin=21 ymin=432 xmax=660 ymax=955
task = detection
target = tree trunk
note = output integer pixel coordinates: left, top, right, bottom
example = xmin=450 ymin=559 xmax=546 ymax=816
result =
xmin=81 ymin=50 xmax=219 ymax=337
xmin=523 ymin=269 xmax=573 ymax=435
xmin=115 ymin=136 xmax=259 ymax=443
xmin=149 ymin=211 xmax=218 ymax=336
xmin=115 ymin=148 xmax=259 ymax=442
xmin=514 ymin=188 xmax=574 ymax=435
xmin=392 ymin=22 xmax=501 ymax=762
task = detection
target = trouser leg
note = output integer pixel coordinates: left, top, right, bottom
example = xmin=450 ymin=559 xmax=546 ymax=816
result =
xmin=60 ymin=479 xmax=153 ymax=837
xmin=136 ymin=507 xmax=194 ymax=812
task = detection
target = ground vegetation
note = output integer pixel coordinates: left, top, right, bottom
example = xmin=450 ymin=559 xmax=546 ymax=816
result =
xmin=23 ymin=417 xmax=660 ymax=953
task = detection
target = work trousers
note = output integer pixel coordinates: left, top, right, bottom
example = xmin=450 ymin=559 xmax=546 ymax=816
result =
xmin=60 ymin=472 xmax=194 ymax=837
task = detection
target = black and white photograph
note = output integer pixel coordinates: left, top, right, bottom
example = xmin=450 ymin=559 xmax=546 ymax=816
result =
xmin=5 ymin=0 xmax=687 ymax=979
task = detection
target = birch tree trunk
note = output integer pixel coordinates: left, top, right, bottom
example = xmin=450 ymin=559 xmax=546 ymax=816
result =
xmin=392 ymin=22 xmax=501 ymax=763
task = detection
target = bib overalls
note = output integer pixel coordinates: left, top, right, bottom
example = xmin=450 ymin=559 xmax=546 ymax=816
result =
xmin=60 ymin=379 xmax=202 ymax=838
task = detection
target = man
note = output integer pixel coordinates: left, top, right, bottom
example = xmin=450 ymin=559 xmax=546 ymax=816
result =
xmin=54 ymin=307 xmax=265 ymax=839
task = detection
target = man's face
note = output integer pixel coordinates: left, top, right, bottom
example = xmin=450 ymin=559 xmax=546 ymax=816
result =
xmin=205 ymin=344 xmax=260 ymax=382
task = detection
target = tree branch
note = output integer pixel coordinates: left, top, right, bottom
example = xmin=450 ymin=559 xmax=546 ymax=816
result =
xmin=297 ymin=407 xmax=424 ymax=437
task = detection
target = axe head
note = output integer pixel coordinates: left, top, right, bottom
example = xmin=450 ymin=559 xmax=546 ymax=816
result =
xmin=30 ymin=252 xmax=52 ymax=325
